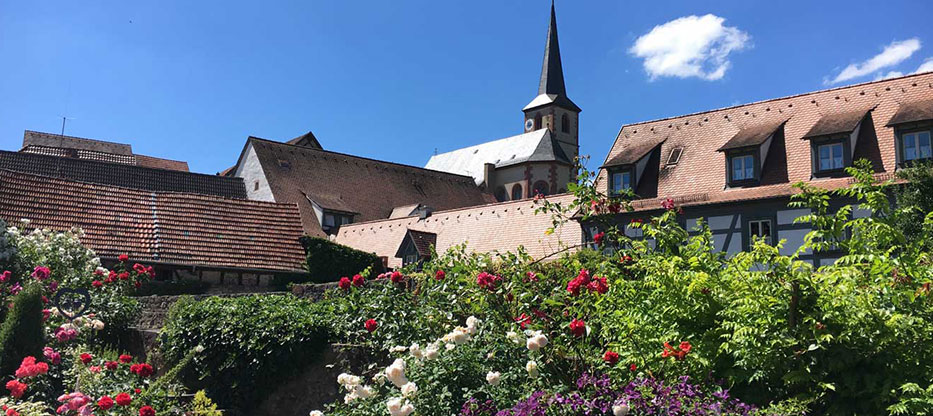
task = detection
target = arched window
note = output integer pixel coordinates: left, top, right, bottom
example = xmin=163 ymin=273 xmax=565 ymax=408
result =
xmin=511 ymin=184 xmax=524 ymax=200
xmin=494 ymin=186 xmax=508 ymax=202
xmin=534 ymin=114 xmax=542 ymax=130
xmin=561 ymin=114 xmax=570 ymax=133
xmin=532 ymin=181 xmax=549 ymax=197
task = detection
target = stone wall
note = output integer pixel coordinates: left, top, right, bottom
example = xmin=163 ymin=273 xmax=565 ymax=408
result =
xmin=134 ymin=292 xmax=288 ymax=330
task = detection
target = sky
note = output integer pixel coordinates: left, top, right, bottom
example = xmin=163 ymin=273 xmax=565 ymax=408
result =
xmin=1 ymin=1 xmax=932 ymax=174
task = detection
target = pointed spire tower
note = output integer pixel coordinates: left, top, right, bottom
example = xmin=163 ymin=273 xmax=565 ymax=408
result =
xmin=523 ymin=0 xmax=580 ymax=161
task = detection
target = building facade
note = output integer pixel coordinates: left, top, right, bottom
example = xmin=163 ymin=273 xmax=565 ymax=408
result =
xmin=593 ymin=72 xmax=933 ymax=265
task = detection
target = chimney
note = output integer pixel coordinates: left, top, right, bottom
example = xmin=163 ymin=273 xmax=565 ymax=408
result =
xmin=483 ymin=163 xmax=496 ymax=190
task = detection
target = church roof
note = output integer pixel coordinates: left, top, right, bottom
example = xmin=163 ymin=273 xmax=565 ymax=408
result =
xmin=425 ymin=129 xmax=571 ymax=185
xmin=21 ymin=130 xmax=190 ymax=172
xmin=524 ymin=1 xmax=579 ymax=113
xmin=237 ymin=137 xmax=494 ymax=236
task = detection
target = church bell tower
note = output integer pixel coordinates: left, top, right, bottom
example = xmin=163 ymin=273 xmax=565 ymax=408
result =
xmin=523 ymin=0 xmax=581 ymax=162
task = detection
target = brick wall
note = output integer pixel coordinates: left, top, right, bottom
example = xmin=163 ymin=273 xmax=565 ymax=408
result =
xmin=334 ymin=194 xmax=582 ymax=268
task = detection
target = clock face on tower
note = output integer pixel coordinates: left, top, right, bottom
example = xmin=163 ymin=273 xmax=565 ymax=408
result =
xmin=524 ymin=119 xmax=535 ymax=132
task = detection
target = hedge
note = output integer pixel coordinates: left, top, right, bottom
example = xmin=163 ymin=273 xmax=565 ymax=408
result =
xmin=160 ymin=294 xmax=329 ymax=412
xmin=300 ymin=236 xmax=384 ymax=283
xmin=0 ymin=283 xmax=45 ymax=377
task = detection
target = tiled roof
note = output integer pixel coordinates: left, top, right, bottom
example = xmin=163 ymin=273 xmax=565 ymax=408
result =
xmin=717 ymin=118 xmax=788 ymax=151
xmin=802 ymin=108 xmax=873 ymax=139
xmin=599 ymin=72 xmax=933 ymax=206
xmin=396 ymin=229 xmax=437 ymax=257
xmin=0 ymin=150 xmax=247 ymax=199
xmin=603 ymin=135 xmax=666 ymax=167
xmin=135 ymin=154 xmax=190 ymax=171
xmin=0 ymin=169 xmax=305 ymax=272
xmin=426 ymin=129 xmax=571 ymax=185
xmin=24 ymin=130 xmax=133 ymax=155
xmin=21 ymin=131 xmax=190 ymax=172
xmin=243 ymin=137 xmax=495 ymax=237
xmin=886 ymin=98 xmax=933 ymax=126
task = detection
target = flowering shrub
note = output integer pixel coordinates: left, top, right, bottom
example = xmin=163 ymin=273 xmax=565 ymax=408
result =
xmin=300 ymin=160 xmax=933 ymax=416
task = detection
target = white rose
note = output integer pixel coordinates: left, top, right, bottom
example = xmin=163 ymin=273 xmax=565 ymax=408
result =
xmin=445 ymin=343 xmax=456 ymax=351
xmin=91 ymin=320 xmax=105 ymax=331
xmin=390 ymin=345 xmax=407 ymax=353
xmin=385 ymin=359 xmax=408 ymax=387
xmin=613 ymin=403 xmax=630 ymax=416
xmin=424 ymin=343 xmax=440 ymax=360
xmin=354 ymin=385 xmax=375 ymax=399
xmin=526 ymin=360 xmax=539 ymax=378
xmin=465 ymin=316 xmax=480 ymax=334
xmin=409 ymin=343 xmax=423 ymax=359
xmin=386 ymin=398 xmax=414 ymax=416
xmin=486 ymin=371 xmax=501 ymax=386
xmin=401 ymin=382 xmax=418 ymax=397
xmin=526 ymin=332 xmax=549 ymax=351
xmin=309 ymin=411 xmax=324 ymax=416
xmin=195 ymin=345 xmax=205 ymax=353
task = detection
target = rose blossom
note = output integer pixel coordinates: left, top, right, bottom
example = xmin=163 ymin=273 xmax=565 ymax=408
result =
xmin=5 ymin=380 xmax=27 ymax=399
xmin=338 ymin=277 xmax=351 ymax=291
xmin=119 ymin=254 xmax=129 ymax=262
xmin=139 ymin=405 xmax=156 ymax=416
xmin=434 ymin=270 xmax=445 ymax=280
xmin=114 ymin=392 xmax=132 ymax=406
xmin=603 ymin=350 xmax=620 ymax=365
xmin=43 ymin=347 xmax=61 ymax=365
xmin=31 ymin=266 xmax=50 ymax=280
xmin=365 ymin=319 xmax=378 ymax=333
xmin=119 ymin=354 xmax=133 ymax=363
xmin=613 ymin=403 xmax=631 ymax=416
xmin=385 ymin=358 xmax=408 ymax=387
xmin=525 ymin=360 xmax=539 ymax=378
xmin=569 ymin=319 xmax=586 ymax=338
xmin=79 ymin=353 xmax=93 ymax=365
xmin=97 ymin=396 xmax=115 ymax=410
xmin=485 ymin=371 xmax=501 ymax=386
xmin=526 ymin=331 xmax=548 ymax=351
xmin=351 ymin=274 xmax=365 ymax=287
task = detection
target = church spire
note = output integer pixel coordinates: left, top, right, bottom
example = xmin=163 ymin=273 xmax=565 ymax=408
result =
xmin=524 ymin=0 xmax=579 ymax=113
xmin=538 ymin=0 xmax=566 ymax=97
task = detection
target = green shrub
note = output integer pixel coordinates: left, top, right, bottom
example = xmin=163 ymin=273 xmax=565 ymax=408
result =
xmin=0 ymin=283 xmax=45 ymax=377
xmin=301 ymin=236 xmax=384 ymax=283
xmin=189 ymin=390 xmax=223 ymax=416
xmin=160 ymin=294 xmax=330 ymax=412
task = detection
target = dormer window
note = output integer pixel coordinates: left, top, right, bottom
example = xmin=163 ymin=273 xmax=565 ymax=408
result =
xmin=886 ymin=99 xmax=933 ymax=165
xmin=817 ymin=141 xmax=845 ymax=171
xmin=900 ymin=129 xmax=932 ymax=162
xmin=730 ymin=153 xmax=756 ymax=182
xmin=803 ymin=109 xmax=871 ymax=178
xmin=609 ymin=169 xmax=633 ymax=195
xmin=717 ymin=118 xmax=787 ymax=187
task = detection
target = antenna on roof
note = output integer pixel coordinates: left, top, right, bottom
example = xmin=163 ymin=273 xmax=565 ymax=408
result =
xmin=59 ymin=116 xmax=74 ymax=136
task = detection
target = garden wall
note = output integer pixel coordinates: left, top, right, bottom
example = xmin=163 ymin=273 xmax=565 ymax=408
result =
xmin=334 ymin=194 xmax=582 ymax=268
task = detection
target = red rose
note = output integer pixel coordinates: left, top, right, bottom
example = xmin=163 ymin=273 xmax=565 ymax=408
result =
xmin=133 ymin=263 xmax=146 ymax=273
xmin=118 ymin=272 xmax=130 ymax=281
xmin=4 ymin=380 xmax=26 ymax=399
xmin=630 ymin=363 xmax=637 ymax=372
xmin=133 ymin=363 xmax=154 ymax=378
xmin=97 ymin=396 xmax=115 ymax=410
xmin=568 ymin=319 xmax=586 ymax=338
xmin=566 ymin=269 xmax=591 ymax=296
xmin=134 ymin=388 xmax=141 ymax=394
xmin=525 ymin=272 xmax=539 ymax=282
xmin=351 ymin=274 xmax=365 ymax=287
xmin=338 ymin=277 xmax=351 ymax=290
xmin=586 ymin=276 xmax=609 ymax=295
xmin=476 ymin=272 xmax=501 ymax=290
xmin=364 ymin=319 xmax=378 ymax=333
xmin=114 ymin=392 xmax=132 ymax=406
xmin=603 ymin=350 xmax=619 ymax=365
xmin=35 ymin=362 xmax=49 ymax=374
xmin=105 ymin=361 xmax=118 ymax=370
xmin=514 ymin=313 xmax=532 ymax=329
xmin=7 ymin=408 xmax=20 ymax=416
xmin=661 ymin=198 xmax=675 ymax=210
xmin=80 ymin=353 xmax=93 ymax=365
xmin=593 ymin=232 xmax=605 ymax=245
xmin=119 ymin=354 xmax=133 ymax=363
xmin=139 ymin=405 xmax=156 ymax=416
xmin=434 ymin=270 xmax=445 ymax=280
xmin=390 ymin=271 xmax=404 ymax=283
xmin=42 ymin=309 xmax=50 ymax=321
xmin=118 ymin=254 xmax=129 ymax=262
xmin=92 ymin=280 xmax=103 ymax=288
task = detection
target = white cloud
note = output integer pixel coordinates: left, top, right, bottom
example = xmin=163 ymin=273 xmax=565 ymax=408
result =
xmin=831 ymin=38 xmax=921 ymax=84
xmin=875 ymin=71 xmax=904 ymax=81
xmin=917 ymin=59 xmax=933 ymax=74
xmin=629 ymin=14 xmax=750 ymax=81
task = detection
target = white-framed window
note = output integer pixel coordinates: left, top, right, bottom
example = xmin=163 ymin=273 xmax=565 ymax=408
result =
xmin=748 ymin=219 xmax=773 ymax=245
xmin=731 ymin=154 xmax=755 ymax=181
xmin=611 ymin=171 xmax=632 ymax=194
xmin=818 ymin=142 xmax=845 ymax=171
xmin=902 ymin=130 xmax=932 ymax=162
xmin=322 ymin=212 xmax=353 ymax=234
xmin=404 ymin=253 xmax=419 ymax=265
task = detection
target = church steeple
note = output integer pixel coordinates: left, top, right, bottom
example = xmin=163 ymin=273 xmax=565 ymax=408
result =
xmin=524 ymin=0 xmax=580 ymax=114
xmin=523 ymin=1 xmax=580 ymax=162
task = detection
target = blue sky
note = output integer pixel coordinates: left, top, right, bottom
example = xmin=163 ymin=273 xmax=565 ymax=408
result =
xmin=1 ymin=1 xmax=931 ymax=174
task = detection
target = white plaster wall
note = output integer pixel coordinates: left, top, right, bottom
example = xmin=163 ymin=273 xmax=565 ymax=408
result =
xmin=234 ymin=143 xmax=275 ymax=202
